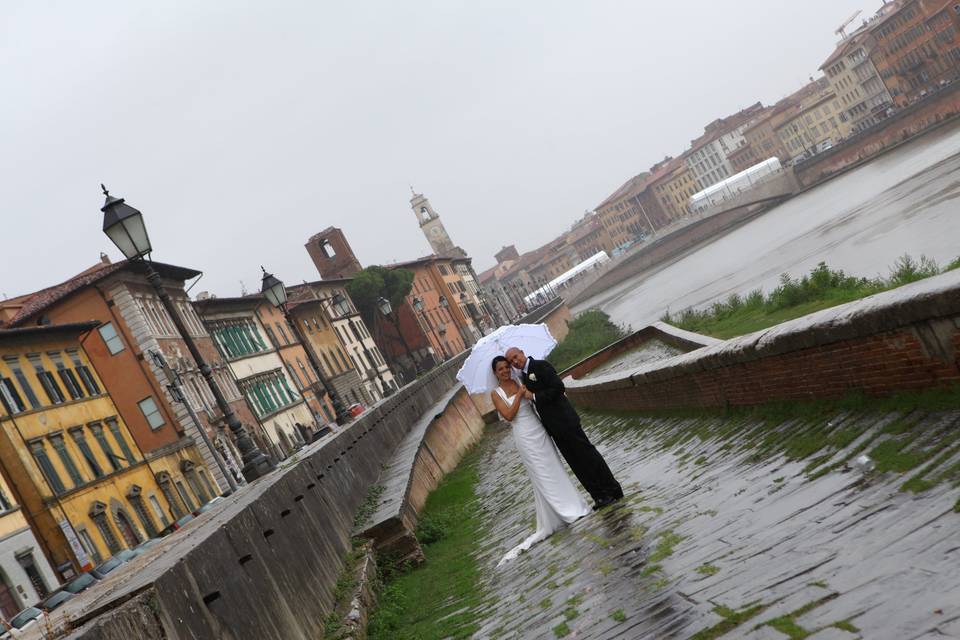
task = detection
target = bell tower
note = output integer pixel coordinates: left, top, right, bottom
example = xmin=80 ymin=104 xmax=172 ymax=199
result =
xmin=410 ymin=190 xmax=461 ymax=258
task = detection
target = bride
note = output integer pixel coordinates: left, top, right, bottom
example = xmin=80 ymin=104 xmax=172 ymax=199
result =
xmin=490 ymin=355 xmax=591 ymax=566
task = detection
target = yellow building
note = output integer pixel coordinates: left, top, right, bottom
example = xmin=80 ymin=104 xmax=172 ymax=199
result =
xmin=775 ymin=91 xmax=847 ymax=162
xmin=0 ymin=323 xmax=209 ymax=580
xmin=0 ymin=472 xmax=57 ymax=617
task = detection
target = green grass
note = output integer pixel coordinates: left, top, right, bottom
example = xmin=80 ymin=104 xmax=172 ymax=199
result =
xmin=833 ymin=620 xmax=860 ymax=633
xmin=688 ymin=603 xmax=767 ymax=640
xmin=367 ymin=447 xmax=487 ymax=640
xmin=696 ymin=563 xmax=720 ymax=576
xmin=661 ymin=255 xmax=959 ymax=339
xmin=610 ymin=609 xmax=627 ymax=623
xmin=549 ymin=309 xmax=629 ymax=371
xmin=648 ymin=530 xmax=684 ymax=563
xmin=553 ymin=621 xmax=571 ymax=637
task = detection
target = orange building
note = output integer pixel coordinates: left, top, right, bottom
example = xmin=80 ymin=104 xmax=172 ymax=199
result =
xmin=0 ymin=258 xmax=257 ymax=489
xmin=392 ymin=256 xmax=480 ymax=360
xmin=871 ymin=0 xmax=960 ymax=105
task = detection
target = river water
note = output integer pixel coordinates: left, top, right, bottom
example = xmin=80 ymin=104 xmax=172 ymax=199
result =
xmin=574 ymin=122 xmax=960 ymax=329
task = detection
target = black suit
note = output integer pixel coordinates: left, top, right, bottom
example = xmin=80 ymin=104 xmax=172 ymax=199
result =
xmin=522 ymin=357 xmax=622 ymax=503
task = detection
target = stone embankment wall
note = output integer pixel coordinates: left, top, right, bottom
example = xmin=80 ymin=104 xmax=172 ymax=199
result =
xmin=566 ymin=271 xmax=960 ymax=412
xmin=559 ymin=322 xmax=719 ymax=380
xmin=795 ymin=83 xmax=960 ymax=188
xmin=63 ymin=356 xmax=470 ymax=640
xmin=569 ymin=200 xmax=776 ymax=308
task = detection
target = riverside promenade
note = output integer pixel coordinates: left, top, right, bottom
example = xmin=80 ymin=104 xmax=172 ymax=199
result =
xmin=460 ymin=408 xmax=960 ymax=639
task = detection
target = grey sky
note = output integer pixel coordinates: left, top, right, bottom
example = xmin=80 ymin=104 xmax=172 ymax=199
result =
xmin=2 ymin=0 xmax=869 ymax=300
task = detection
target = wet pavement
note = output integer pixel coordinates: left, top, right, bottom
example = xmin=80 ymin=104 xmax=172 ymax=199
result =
xmin=465 ymin=409 xmax=960 ymax=639
xmin=580 ymin=340 xmax=684 ymax=380
xmin=575 ymin=122 xmax=960 ymax=329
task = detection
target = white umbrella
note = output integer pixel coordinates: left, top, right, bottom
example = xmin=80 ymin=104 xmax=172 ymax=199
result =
xmin=456 ymin=323 xmax=558 ymax=394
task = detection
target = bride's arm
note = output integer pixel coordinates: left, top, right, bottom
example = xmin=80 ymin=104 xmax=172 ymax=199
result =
xmin=491 ymin=386 xmax=526 ymax=422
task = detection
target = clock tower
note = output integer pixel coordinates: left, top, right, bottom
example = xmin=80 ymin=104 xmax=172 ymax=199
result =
xmin=410 ymin=190 xmax=463 ymax=258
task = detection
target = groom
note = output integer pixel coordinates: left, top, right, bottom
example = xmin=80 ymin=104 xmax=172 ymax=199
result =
xmin=505 ymin=347 xmax=623 ymax=509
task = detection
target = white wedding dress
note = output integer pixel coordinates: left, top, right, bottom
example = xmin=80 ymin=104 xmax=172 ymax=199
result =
xmin=495 ymin=386 xmax=591 ymax=567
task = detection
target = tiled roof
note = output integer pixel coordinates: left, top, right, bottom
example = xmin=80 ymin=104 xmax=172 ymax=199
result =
xmin=4 ymin=260 xmax=201 ymax=328
xmin=595 ymin=172 xmax=652 ymax=211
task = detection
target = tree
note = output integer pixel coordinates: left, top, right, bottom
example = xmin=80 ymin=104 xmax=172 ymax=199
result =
xmin=346 ymin=266 xmax=414 ymax=328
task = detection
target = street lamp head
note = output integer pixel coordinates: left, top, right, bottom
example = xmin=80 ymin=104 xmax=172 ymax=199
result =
xmin=331 ymin=293 xmax=350 ymax=317
xmin=100 ymin=185 xmax=152 ymax=260
xmin=377 ymin=296 xmax=393 ymax=316
xmin=412 ymin=296 xmax=423 ymax=312
xmin=439 ymin=295 xmax=449 ymax=309
xmin=260 ymin=267 xmax=288 ymax=309
xmin=459 ymin=292 xmax=467 ymax=302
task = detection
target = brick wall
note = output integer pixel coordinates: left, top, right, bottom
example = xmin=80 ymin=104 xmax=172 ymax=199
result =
xmin=566 ymin=272 xmax=960 ymax=412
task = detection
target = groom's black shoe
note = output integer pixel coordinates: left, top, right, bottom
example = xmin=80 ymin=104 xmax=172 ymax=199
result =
xmin=593 ymin=494 xmax=622 ymax=510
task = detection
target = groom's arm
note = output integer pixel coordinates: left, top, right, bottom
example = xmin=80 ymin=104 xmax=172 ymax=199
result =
xmin=531 ymin=360 xmax=565 ymax=404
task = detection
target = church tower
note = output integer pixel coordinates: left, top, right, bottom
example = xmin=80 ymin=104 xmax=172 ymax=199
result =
xmin=410 ymin=190 xmax=463 ymax=258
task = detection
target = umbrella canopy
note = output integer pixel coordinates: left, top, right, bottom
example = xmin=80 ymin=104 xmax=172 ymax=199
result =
xmin=456 ymin=323 xmax=558 ymax=394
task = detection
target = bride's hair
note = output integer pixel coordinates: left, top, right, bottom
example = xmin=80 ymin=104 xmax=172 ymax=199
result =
xmin=491 ymin=355 xmax=508 ymax=372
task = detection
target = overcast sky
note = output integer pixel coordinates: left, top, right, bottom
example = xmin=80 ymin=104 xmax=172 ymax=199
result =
xmin=2 ymin=0 xmax=872 ymax=300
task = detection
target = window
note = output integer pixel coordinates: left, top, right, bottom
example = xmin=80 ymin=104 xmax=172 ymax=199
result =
xmin=106 ymin=418 xmax=136 ymax=465
xmin=0 ymin=378 xmax=25 ymax=414
xmin=276 ymin=322 xmax=290 ymax=345
xmin=138 ymin=397 xmax=165 ymax=429
xmin=69 ymin=429 xmax=103 ymax=479
xmin=51 ymin=355 xmax=85 ymax=400
xmin=98 ymin=323 xmax=125 ymax=355
xmin=30 ymin=441 xmax=65 ymax=494
xmin=0 ymin=484 xmax=11 ymax=511
xmin=67 ymin=350 xmax=101 ymax=395
xmin=30 ymin=356 xmax=65 ymax=405
xmin=175 ymin=480 xmax=196 ymax=512
xmin=90 ymin=423 xmax=121 ymax=472
xmin=77 ymin=528 xmax=102 ymax=565
xmin=148 ymin=494 xmax=169 ymax=527
xmin=49 ymin=434 xmax=84 ymax=487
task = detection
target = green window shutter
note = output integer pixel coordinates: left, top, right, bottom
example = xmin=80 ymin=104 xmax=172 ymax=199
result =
xmin=281 ymin=377 xmax=298 ymax=401
xmin=273 ymin=377 xmax=289 ymax=406
xmin=251 ymin=323 xmax=267 ymax=351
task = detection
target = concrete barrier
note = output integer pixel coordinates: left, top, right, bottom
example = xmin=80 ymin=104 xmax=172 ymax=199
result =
xmin=57 ymin=355 xmax=470 ymax=640
xmin=566 ymin=270 xmax=960 ymax=412
xmin=357 ymin=385 xmax=485 ymax=565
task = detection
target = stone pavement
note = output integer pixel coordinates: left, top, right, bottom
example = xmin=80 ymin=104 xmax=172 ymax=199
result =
xmin=463 ymin=410 xmax=960 ymax=639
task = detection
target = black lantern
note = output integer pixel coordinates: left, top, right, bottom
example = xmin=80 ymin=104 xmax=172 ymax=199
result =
xmin=412 ymin=297 xmax=424 ymax=312
xmin=100 ymin=185 xmax=152 ymax=260
xmin=331 ymin=293 xmax=350 ymax=317
xmin=260 ymin=267 xmax=288 ymax=308
xmin=377 ymin=297 xmax=393 ymax=316
xmin=439 ymin=295 xmax=449 ymax=309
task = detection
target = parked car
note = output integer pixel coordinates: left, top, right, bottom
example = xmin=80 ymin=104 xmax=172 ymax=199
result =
xmin=39 ymin=589 xmax=74 ymax=612
xmin=61 ymin=572 xmax=99 ymax=594
xmin=193 ymin=496 xmax=224 ymax=516
xmin=91 ymin=549 xmax=137 ymax=579
xmin=158 ymin=513 xmax=195 ymax=537
xmin=129 ymin=538 xmax=162 ymax=557
xmin=2 ymin=606 xmax=44 ymax=636
xmin=348 ymin=403 xmax=365 ymax=417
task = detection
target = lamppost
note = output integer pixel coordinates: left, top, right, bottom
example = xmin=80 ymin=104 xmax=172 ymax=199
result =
xmin=327 ymin=292 xmax=392 ymax=401
xmin=100 ymin=186 xmax=274 ymax=482
xmin=259 ymin=268 xmax=351 ymax=426
xmin=378 ymin=297 xmax=420 ymax=377
xmin=412 ymin=296 xmax=447 ymax=360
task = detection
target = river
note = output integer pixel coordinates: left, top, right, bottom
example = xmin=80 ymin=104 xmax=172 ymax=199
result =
xmin=574 ymin=122 xmax=960 ymax=329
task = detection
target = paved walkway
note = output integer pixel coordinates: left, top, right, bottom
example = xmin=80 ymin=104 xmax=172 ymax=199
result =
xmin=466 ymin=410 xmax=960 ymax=639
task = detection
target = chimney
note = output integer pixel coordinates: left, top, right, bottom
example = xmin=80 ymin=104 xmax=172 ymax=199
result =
xmin=100 ymin=252 xmax=111 ymax=265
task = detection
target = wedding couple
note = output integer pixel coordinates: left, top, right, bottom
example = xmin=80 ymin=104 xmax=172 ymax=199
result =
xmin=490 ymin=347 xmax=623 ymax=565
